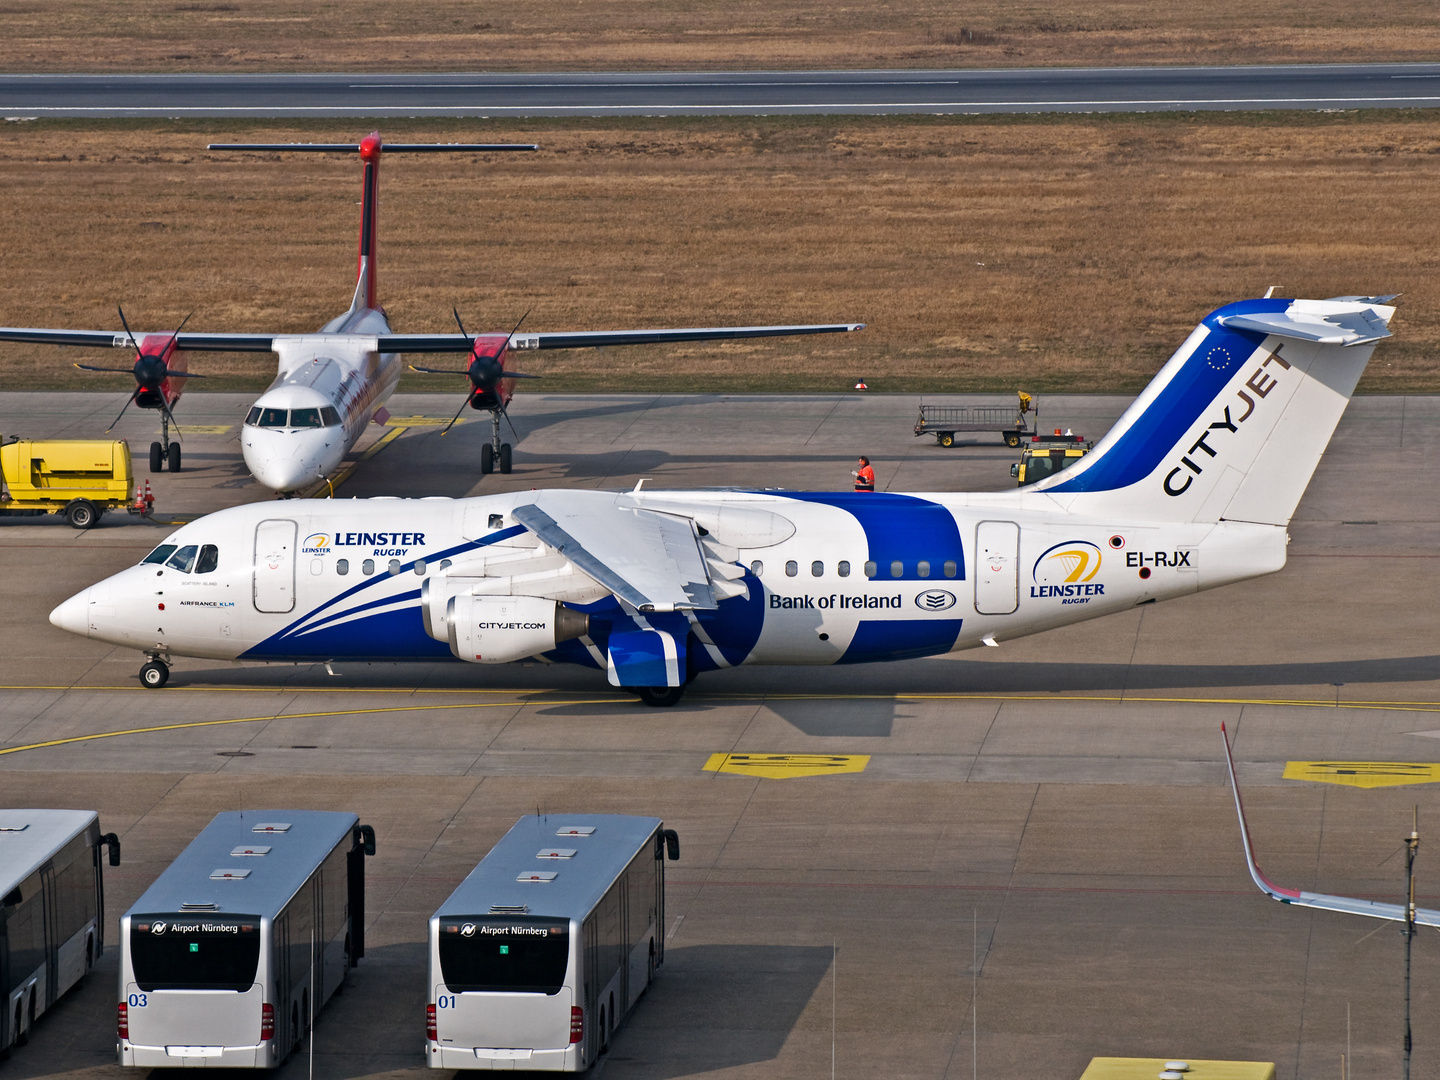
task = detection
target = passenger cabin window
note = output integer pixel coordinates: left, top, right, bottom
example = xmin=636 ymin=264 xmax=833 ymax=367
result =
xmin=388 ymin=559 xmax=401 ymax=575
xmin=944 ymin=560 xmax=958 ymax=578
xmin=837 ymin=560 xmax=850 ymax=577
xmin=890 ymin=561 xmax=903 ymax=579
xmin=750 ymin=560 xmax=763 ymax=576
xmin=195 ymin=545 xmax=219 ymax=574
xmin=917 ymin=560 xmax=931 ymax=579
xmin=336 ymin=559 xmax=349 ymax=576
xmin=811 ymin=561 xmax=824 ymax=577
xmin=362 ymin=559 xmax=375 ymax=576
xmin=785 ymin=561 xmax=798 ymax=577
xmin=142 ymin=544 xmax=178 ymax=566
xmin=864 ymin=561 xmax=877 ymax=578
xmin=290 ymin=408 xmax=324 ymax=429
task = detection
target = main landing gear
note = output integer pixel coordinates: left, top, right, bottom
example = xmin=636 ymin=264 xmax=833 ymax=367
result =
xmin=479 ymin=412 xmax=513 ymax=475
xmin=139 ymin=656 xmax=170 ymax=689
xmin=624 ymin=685 xmax=686 ymax=707
xmin=148 ymin=410 xmax=181 ymax=473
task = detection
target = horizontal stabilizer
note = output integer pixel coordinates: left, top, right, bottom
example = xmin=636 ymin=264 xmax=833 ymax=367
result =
xmin=1217 ymin=307 xmax=1391 ymax=346
xmin=1221 ymin=723 xmax=1440 ymax=927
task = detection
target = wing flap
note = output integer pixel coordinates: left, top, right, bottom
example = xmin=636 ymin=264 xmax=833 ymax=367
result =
xmin=512 ymin=494 xmax=716 ymax=612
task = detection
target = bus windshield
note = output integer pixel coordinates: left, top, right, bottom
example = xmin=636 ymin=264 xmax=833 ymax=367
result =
xmin=438 ymin=915 xmax=570 ymax=995
xmin=129 ymin=913 xmax=262 ymax=991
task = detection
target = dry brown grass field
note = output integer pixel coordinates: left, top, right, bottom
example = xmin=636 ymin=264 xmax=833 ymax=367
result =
xmin=1 ymin=0 xmax=1438 ymax=70
xmin=1 ymin=113 xmax=1438 ymax=395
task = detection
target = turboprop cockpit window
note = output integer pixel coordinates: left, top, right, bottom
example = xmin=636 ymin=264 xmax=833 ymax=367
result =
xmin=256 ymin=408 xmax=289 ymax=428
xmin=291 ymin=408 xmax=323 ymax=428
xmin=245 ymin=407 xmax=261 ymax=426
xmin=320 ymin=407 xmax=341 ymax=426
xmin=142 ymin=544 xmax=178 ymax=565
xmin=166 ymin=545 xmax=199 ymax=573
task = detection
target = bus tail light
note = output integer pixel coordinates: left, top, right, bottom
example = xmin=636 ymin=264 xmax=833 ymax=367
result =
xmin=117 ymin=1001 xmax=128 ymax=1039
xmin=260 ymin=1003 xmax=274 ymax=1041
xmin=570 ymin=1006 xmax=584 ymax=1043
xmin=426 ymin=1004 xmax=438 ymax=1041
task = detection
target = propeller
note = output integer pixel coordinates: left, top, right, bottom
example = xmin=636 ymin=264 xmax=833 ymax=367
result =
xmin=76 ymin=307 xmax=203 ymax=433
xmin=408 ymin=308 xmax=539 ymax=436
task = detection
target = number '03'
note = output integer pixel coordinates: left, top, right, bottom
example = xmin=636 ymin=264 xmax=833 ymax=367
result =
xmin=437 ymin=995 xmax=456 ymax=1009
xmin=128 ymin=993 xmax=147 ymax=1007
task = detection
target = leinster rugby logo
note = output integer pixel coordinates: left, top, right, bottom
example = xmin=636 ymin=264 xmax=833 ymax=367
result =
xmin=301 ymin=533 xmax=331 ymax=556
xmin=913 ymin=589 xmax=957 ymax=611
xmin=1031 ymin=540 xmax=1106 ymax=604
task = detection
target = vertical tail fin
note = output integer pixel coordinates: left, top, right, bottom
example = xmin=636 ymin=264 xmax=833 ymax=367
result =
xmin=351 ymin=131 xmax=382 ymax=314
xmin=1034 ymin=297 xmax=1395 ymax=525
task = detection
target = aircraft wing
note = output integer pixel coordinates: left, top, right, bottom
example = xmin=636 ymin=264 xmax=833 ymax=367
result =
xmin=0 ymin=328 xmax=280 ymax=352
xmin=511 ymin=492 xmax=717 ymax=612
xmin=1221 ymin=723 xmax=1440 ymax=927
xmin=378 ymin=323 xmax=865 ymax=353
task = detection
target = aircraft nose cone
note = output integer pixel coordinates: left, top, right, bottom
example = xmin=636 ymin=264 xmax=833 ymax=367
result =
xmin=50 ymin=588 xmax=91 ymax=637
xmin=245 ymin=443 xmax=313 ymax=494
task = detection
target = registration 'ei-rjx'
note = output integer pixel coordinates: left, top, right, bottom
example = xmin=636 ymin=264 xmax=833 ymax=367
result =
xmin=51 ymin=294 xmax=1395 ymax=704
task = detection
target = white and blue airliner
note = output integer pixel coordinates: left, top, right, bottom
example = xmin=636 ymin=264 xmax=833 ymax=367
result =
xmin=50 ymin=294 xmax=1395 ymax=705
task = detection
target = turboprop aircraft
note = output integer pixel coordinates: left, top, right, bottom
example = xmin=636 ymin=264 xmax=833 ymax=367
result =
xmin=49 ymin=294 xmax=1395 ymax=703
xmin=0 ymin=133 xmax=863 ymax=491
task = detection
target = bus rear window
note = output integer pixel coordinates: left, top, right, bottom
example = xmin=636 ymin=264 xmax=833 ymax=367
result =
xmin=438 ymin=916 xmax=569 ymax=995
xmin=129 ymin=914 xmax=261 ymax=991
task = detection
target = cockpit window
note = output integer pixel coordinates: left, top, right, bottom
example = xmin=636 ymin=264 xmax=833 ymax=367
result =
xmin=166 ymin=545 xmax=199 ymax=573
xmin=195 ymin=545 xmax=219 ymax=574
xmin=142 ymin=544 xmax=178 ymax=565
xmin=320 ymin=407 xmax=341 ymax=426
xmin=245 ymin=407 xmax=262 ymax=426
xmin=257 ymin=408 xmax=289 ymax=428
xmin=290 ymin=408 xmax=323 ymax=428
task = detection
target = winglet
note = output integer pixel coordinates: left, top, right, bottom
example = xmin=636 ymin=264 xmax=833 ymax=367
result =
xmin=1221 ymin=723 xmax=1302 ymax=902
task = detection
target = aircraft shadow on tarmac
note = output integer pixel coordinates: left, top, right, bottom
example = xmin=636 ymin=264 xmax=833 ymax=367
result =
xmin=613 ymin=944 xmax=833 ymax=1078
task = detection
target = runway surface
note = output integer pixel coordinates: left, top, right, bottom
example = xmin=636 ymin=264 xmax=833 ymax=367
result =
xmin=3 ymin=64 xmax=1440 ymax=117
xmin=4 ymin=390 xmax=1440 ymax=1078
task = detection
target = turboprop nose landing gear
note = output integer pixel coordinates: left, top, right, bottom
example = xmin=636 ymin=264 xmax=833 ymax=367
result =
xmin=480 ymin=412 xmax=513 ymax=475
xmin=139 ymin=655 xmax=170 ymax=689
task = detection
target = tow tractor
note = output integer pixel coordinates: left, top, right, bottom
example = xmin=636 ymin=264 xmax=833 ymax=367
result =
xmin=914 ymin=391 xmax=1037 ymax=448
xmin=1010 ymin=429 xmax=1095 ymax=486
xmin=0 ymin=436 xmax=154 ymax=528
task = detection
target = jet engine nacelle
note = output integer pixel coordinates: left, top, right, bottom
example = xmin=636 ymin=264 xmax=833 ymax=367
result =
xmin=446 ymin=594 xmax=590 ymax=664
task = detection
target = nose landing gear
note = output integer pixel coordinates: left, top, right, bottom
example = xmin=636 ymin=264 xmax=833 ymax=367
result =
xmin=148 ymin=410 xmax=181 ymax=473
xmin=139 ymin=656 xmax=170 ymax=689
xmin=479 ymin=412 xmax=513 ymax=474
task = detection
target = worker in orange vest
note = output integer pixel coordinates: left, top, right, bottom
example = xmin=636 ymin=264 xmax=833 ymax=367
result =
xmin=852 ymin=455 xmax=875 ymax=492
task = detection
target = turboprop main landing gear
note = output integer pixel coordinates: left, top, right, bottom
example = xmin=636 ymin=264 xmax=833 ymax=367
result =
xmin=149 ymin=410 xmax=181 ymax=473
xmin=139 ymin=656 xmax=170 ymax=689
xmin=480 ymin=411 xmax=512 ymax=475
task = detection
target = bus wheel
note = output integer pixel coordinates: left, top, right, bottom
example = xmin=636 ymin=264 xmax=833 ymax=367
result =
xmin=292 ymin=1003 xmax=300 ymax=1049
xmin=12 ymin=1003 xmax=25 ymax=1047
xmin=598 ymin=1006 xmax=607 ymax=1053
xmin=635 ymin=686 xmax=685 ymax=707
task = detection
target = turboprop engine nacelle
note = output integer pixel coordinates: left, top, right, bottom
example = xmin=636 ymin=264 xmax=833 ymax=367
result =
xmin=446 ymin=595 xmax=591 ymax=664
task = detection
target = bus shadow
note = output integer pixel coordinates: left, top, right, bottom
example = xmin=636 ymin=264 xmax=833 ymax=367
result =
xmin=608 ymin=943 xmax=832 ymax=1077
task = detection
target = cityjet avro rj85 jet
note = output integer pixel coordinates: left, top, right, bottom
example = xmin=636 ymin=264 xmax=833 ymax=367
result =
xmin=51 ymin=294 xmax=1394 ymax=703
xmin=0 ymin=133 xmax=862 ymax=493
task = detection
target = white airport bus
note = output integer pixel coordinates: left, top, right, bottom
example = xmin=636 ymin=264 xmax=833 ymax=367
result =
xmin=117 ymin=810 xmax=376 ymax=1068
xmin=1 ymin=809 xmax=121 ymax=1056
xmin=427 ymin=814 xmax=680 ymax=1071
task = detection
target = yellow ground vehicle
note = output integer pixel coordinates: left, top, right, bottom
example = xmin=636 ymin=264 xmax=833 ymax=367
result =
xmin=0 ymin=436 xmax=143 ymax=528
xmin=1010 ymin=431 xmax=1095 ymax=486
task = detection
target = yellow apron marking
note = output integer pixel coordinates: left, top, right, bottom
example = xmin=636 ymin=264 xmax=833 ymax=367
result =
xmin=703 ymin=753 xmax=869 ymax=779
xmin=385 ymin=415 xmax=462 ymax=426
xmin=1081 ymin=1059 xmax=1274 ymax=1080
xmin=177 ymin=424 xmax=233 ymax=435
xmin=1283 ymin=761 xmax=1440 ymax=788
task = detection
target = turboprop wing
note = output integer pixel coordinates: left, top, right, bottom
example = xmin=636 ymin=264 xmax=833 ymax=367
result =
xmin=1221 ymin=722 xmax=1440 ymax=926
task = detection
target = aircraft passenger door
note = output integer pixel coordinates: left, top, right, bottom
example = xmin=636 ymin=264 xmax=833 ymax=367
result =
xmin=253 ymin=520 xmax=297 ymax=613
xmin=974 ymin=521 xmax=1019 ymax=615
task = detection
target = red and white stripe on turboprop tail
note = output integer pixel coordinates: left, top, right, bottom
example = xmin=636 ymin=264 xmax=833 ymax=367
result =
xmin=1220 ymin=721 xmax=1440 ymax=926
xmin=1033 ymin=296 xmax=1397 ymax=527
xmin=205 ymin=134 xmax=538 ymax=315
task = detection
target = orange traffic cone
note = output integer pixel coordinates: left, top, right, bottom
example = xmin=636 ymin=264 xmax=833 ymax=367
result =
xmin=854 ymin=379 xmax=868 ymax=391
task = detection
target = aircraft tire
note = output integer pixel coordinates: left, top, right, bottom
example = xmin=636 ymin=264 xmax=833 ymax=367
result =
xmin=499 ymin=443 xmax=512 ymax=473
xmin=149 ymin=442 xmax=163 ymax=472
xmin=139 ymin=660 xmax=169 ymax=689
xmin=167 ymin=443 xmax=181 ymax=472
xmin=480 ymin=444 xmax=494 ymax=474
xmin=635 ymin=685 xmax=685 ymax=707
